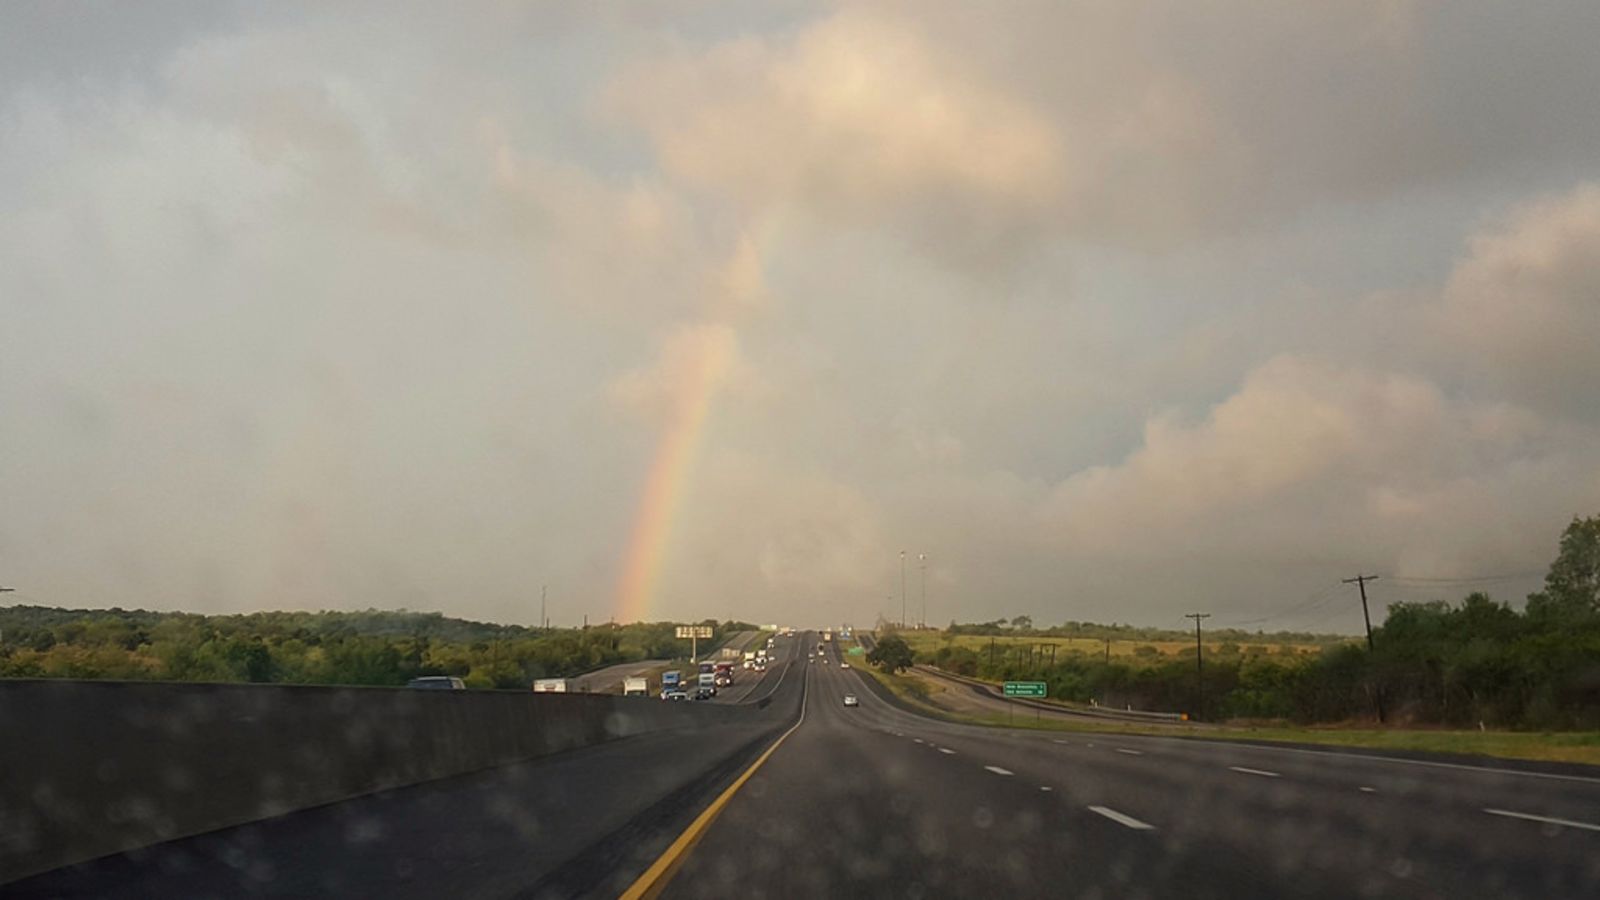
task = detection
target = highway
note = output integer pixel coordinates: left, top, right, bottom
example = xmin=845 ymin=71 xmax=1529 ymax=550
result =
xmin=11 ymin=631 xmax=1598 ymax=898
xmin=658 ymin=636 xmax=1600 ymax=899
xmin=567 ymin=630 xmax=763 ymax=694
xmin=566 ymin=659 xmax=669 ymax=694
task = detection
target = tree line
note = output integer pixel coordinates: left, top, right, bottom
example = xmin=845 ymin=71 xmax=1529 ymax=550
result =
xmin=894 ymin=514 xmax=1600 ymax=730
xmin=0 ymin=607 xmax=756 ymax=690
xmin=941 ymin=616 xmax=1345 ymax=646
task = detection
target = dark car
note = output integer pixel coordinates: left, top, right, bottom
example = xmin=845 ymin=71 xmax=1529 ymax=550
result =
xmin=406 ymin=676 xmax=466 ymax=690
xmin=693 ymin=687 xmax=716 ymax=700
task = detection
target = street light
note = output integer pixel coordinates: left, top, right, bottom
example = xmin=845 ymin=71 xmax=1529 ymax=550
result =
xmin=918 ymin=553 xmax=927 ymax=629
xmin=899 ymin=551 xmax=907 ymax=629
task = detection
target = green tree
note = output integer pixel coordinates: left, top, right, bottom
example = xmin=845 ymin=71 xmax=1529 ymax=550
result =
xmin=867 ymin=634 xmax=915 ymax=673
xmin=1527 ymin=515 xmax=1600 ymax=624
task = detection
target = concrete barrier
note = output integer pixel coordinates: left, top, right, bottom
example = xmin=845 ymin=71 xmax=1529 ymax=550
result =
xmin=0 ymin=679 xmax=740 ymax=885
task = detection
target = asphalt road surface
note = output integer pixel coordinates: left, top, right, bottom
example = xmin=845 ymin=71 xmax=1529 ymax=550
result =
xmin=13 ymin=631 xmax=1599 ymax=898
xmin=566 ymin=659 xmax=670 ymax=694
xmin=660 ymin=637 xmax=1600 ymax=899
xmin=567 ymin=630 xmax=763 ymax=695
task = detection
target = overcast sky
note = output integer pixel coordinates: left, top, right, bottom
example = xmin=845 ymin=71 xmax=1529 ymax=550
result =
xmin=4 ymin=1 xmax=1599 ymax=632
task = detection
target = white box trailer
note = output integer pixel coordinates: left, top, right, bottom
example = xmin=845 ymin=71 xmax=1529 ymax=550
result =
xmin=532 ymin=678 xmax=569 ymax=693
xmin=623 ymin=677 xmax=649 ymax=697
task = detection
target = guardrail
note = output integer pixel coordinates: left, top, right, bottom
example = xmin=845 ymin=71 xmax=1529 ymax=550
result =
xmin=916 ymin=665 xmax=1187 ymax=722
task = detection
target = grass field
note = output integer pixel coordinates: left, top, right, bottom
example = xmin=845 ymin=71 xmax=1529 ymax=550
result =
xmin=858 ymin=662 xmax=1600 ymax=767
xmin=898 ymin=630 xmax=1332 ymax=664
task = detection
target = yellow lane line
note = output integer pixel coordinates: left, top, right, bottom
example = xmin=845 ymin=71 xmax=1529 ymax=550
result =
xmin=619 ymin=668 xmax=809 ymax=899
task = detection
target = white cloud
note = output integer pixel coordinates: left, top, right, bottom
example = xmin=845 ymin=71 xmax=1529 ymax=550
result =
xmin=606 ymin=8 xmax=1069 ymax=271
xmin=1432 ymin=183 xmax=1600 ymax=420
xmin=1039 ymin=353 xmax=1600 ymax=581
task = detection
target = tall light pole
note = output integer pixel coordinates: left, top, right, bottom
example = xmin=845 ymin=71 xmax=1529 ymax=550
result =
xmin=918 ymin=553 xmax=927 ymax=629
xmin=899 ymin=551 xmax=907 ymax=629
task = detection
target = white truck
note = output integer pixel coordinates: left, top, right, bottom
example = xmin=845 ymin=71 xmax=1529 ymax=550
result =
xmin=532 ymin=678 xmax=569 ymax=693
xmin=623 ymin=677 xmax=649 ymax=697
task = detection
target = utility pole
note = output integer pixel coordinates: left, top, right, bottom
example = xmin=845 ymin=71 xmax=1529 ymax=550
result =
xmin=899 ymin=551 xmax=907 ymax=629
xmin=1342 ymin=575 xmax=1379 ymax=652
xmin=0 ymin=588 xmax=13 ymax=644
xmin=1343 ymin=574 xmax=1385 ymax=723
xmin=1104 ymin=637 xmax=1111 ymax=666
xmin=1185 ymin=613 xmax=1210 ymax=721
xmin=540 ymin=585 xmax=547 ymax=631
xmin=918 ymin=553 xmax=927 ymax=630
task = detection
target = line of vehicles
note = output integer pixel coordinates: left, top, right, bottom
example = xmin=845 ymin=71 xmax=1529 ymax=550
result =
xmin=419 ymin=629 xmax=863 ymax=709
xmin=662 ymin=633 xmax=780 ymax=700
xmin=408 ymin=633 xmax=788 ymax=698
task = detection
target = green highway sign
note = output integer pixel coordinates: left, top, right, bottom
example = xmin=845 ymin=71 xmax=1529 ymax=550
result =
xmin=1003 ymin=681 xmax=1047 ymax=698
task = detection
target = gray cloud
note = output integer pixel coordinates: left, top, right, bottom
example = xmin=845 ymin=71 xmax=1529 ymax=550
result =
xmin=2 ymin=2 xmax=1599 ymax=630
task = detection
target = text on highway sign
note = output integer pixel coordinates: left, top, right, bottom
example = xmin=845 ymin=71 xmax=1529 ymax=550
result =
xmin=1003 ymin=681 xmax=1047 ymax=698
xmin=675 ymin=625 xmax=714 ymax=639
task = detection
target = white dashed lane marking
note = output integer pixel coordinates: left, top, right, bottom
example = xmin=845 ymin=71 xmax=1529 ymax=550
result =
xmin=984 ymin=765 xmax=1015 ymax=776
xmin=1228 ymin=766 xmax=1281 ymax=778
xmin=1483 ymin=809 xmax=1600 ymax=832
xmin=1088 ymin=806 xmax=1155 ymax=830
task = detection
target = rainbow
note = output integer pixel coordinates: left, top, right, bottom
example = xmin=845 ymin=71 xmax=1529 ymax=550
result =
xmin=613 ymin=329 xmax=736 ymax=623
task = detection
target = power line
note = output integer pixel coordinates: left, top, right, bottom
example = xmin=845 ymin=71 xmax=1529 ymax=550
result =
xmin=1383 ymin=569 xmax=1542 ymax=584
xmin=1217 ymin=581 xmax=1346 ymax=628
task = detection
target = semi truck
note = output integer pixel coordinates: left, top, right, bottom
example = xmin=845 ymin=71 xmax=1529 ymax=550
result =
xmin=696 ymin=671 xmax=717 ymax=697
xmin=623 ymin=677 xmax=649 ymax=697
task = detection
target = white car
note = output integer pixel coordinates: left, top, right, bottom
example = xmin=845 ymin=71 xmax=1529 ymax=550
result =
xmin=840 ymin=662 xmax=850 ymax=669
xmin=843 ymin=694 xmax=859 ymax=707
